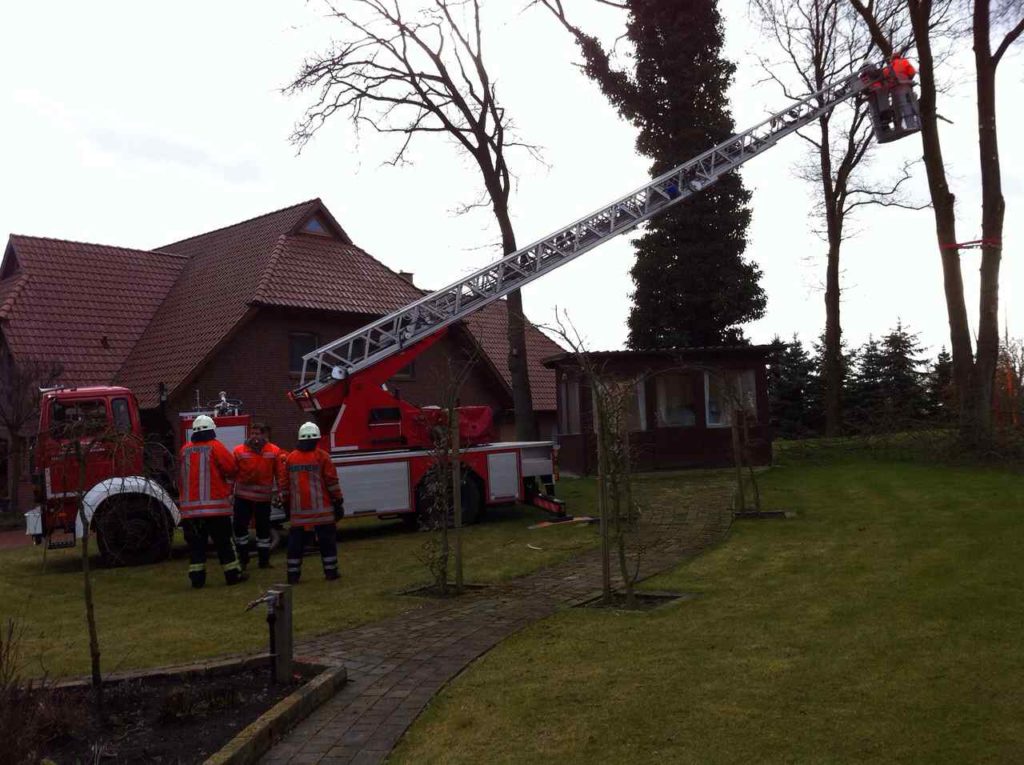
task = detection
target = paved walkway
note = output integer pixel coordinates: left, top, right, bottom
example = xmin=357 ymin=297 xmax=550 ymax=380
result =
xmin=262 ymin=475 xmax=735 ymax=765
xmin=0 ymin=528 xmax=31 ymax=550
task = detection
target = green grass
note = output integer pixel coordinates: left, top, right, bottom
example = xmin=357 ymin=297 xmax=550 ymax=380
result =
xmin=0 ymin=487 xmax=599 ymax=678
xmin=393 ymin=459 xmax=1024 ymax=764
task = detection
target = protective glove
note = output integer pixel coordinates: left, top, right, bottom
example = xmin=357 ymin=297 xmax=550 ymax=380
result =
xmin=332 ymin=498 xmax=345 ymax=521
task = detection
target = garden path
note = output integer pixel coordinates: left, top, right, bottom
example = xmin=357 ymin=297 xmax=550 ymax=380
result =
xmin=262 ymin=473 xmax=735 ymax=765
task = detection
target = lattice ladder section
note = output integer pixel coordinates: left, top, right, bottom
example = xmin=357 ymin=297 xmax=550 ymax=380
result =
xmin=297 ymin=69 xmax=869 ymax=395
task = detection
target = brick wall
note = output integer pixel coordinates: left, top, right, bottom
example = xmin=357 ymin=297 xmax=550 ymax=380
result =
xmin=166 ymin=307 xmax=512 ymax=448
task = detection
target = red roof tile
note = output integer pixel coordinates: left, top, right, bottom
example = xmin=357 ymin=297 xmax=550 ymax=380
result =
xmin=462 ymin=301 xmax=564 ymax=411
xmin=254 ymin=235 xmax=423 ymax=315
xmin=0 ymin=237 xmax=186 ymax=387
xmin=3 ymin=199 xmax=560 ymax=413
xmin=116 ymin=200 xmax=322 ymax=405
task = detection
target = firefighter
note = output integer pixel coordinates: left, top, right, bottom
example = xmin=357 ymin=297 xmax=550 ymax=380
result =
xmin=179 ymin=415 xmax=246 ymax=588
xmin=281 ymin=422 xmax=343 ymax=584
xmin=232 ymin=423 xmax=286 ymax=569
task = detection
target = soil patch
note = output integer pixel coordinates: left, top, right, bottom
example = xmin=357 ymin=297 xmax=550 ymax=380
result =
xmin=39 ymin=664 xmax=311 ymax=764
xmin=733 ymin=510 xmax=792 ymax=520
xmin=399 ymin=582 xmax=490 ymax=598
xmin=577 ymin=590 xmax=700 ymax=611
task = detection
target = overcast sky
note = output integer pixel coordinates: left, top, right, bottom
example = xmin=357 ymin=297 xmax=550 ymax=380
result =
xmin=1 ymin=1 xmax=1020 ymax=362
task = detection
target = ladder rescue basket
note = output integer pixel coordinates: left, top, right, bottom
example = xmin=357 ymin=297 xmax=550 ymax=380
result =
xmin=862 ymin=58 xmax=922 ymax=143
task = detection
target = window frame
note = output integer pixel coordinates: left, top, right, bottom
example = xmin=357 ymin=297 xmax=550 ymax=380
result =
xmin=654 ymin=372 xmax=699 ymax=428
xmin=288 ymin=331 xmax=321 ymax=375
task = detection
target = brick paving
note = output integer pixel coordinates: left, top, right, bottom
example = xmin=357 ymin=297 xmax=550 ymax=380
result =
xmin=262 ymin=475 xmax=735 ymax=764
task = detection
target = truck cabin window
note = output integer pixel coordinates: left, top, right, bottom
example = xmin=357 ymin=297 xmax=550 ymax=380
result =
xmin=111 ymin=398 xmax=133 ymax=433
xmin=50 ymin=399 xmax=109 ymax=438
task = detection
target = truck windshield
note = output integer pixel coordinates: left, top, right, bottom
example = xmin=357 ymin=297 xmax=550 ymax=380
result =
xmin=50 ymin=399 xmax=109 ymax=439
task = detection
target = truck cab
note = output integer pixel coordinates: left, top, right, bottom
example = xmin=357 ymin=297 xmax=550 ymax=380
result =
xmin=28 ymin=386 xmax=179 ymax=565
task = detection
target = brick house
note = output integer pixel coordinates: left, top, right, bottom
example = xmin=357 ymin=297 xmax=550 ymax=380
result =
xmin=0 ymin=199 xmax=562 ymax=510
xmin=544 ymin=346 xmax=775 ymax=474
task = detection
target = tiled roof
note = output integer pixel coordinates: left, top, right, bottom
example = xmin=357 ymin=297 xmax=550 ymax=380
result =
xmin=462 ymin=301 xmax=564 ymax=411
xmin=3 ymin=198 xmax=560 ymax=414
xmin=116 ymin=200 xmax=323 ymax=406
xmin=0 ymin=236 xmax=186 ymax=386
xmin=254 ymin=235 xmax=423 ymax=315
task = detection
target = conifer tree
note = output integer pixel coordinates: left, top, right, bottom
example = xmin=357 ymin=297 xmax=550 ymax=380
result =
xmin=539 ymin=0 xmax=766 ymax=347
xmin=879 ymin=321 xmax=929 ymax=426
xmin=767 ymin=335 xmax=816 ymax=438
xmin=849 ymin=336 xmax=886 ymax=431
xmin=927 ymin=346 xmax=956 ymax=423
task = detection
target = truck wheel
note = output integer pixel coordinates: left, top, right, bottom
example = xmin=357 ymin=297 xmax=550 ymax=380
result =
xmin=413 ymin=469 xmax=484 ymax=529
xmin=95 ymin=495 xmax=173 ymax=567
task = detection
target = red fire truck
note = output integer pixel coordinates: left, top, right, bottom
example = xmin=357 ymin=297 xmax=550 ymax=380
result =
xmin=24 ymin=60 xmax=922 ymax=563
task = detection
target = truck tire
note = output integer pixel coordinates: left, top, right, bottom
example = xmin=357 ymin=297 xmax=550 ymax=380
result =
xmin=94 ymin=495 xmax=174 ymax=567
xmin=413 ymin=469 xmax=484 ymax=529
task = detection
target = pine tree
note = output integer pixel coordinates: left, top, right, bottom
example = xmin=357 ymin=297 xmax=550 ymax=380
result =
xmin=848 ymin=336 xmax=886 ymax=432
xmin=550 ymin=0 xmax=766 ymax=347
xmin=809 ymin=331 xmax=853 ymax=435
xmin=879 ymin=321 xmax=929 ymax=427
xmin=767 ymin=335 xmax=816 ymax=438
xmin=926 ymin=346 xmax=955 ymax=423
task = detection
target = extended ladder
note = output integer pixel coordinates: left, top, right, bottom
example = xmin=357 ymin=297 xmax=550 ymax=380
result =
xmin=296 ymin=66 xmax=883 ymax=396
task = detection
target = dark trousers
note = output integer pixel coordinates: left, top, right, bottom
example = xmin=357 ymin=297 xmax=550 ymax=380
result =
xmin=233 ymin=497 xmax=272 ymax=567
xmin=183 ymin=516 xmax=242 ymax=587
xmin=286 ymin=524 xmax=338 ymax=581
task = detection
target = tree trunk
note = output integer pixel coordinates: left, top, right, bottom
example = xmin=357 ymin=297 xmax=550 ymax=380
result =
xmin=908 ymin=6 xmax=975 ymax=432
xmin=970 ymin=0 xmax=1005 ymax=443
xmin=824 ymin=238 xmax=843 ymax=437
xmin=77 ymin=453 xmax=102 ymax=714
xmin=6 ymin=436 xmax=22 ymax=515
xmin=491 ymin=194 xmax=537 ymax=441
xmin=450 ymin=408 xmax=464 ymax=596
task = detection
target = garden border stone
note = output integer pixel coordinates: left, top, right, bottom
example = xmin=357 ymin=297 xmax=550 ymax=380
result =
xmin=204 ymin=663 xmax=348 ymax=765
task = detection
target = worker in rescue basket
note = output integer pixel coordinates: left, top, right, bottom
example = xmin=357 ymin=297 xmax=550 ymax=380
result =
xmin=232 ymin=422 xmax=286 ymax=569
xmin=179 ymin=415 xmax=246 ymax=588
xmin=281 ymin=422 xmax=344 ymax=584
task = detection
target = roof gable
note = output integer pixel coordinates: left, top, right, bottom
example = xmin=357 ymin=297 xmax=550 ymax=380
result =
xmin=116 ymin=200 xmax=323 ymax=404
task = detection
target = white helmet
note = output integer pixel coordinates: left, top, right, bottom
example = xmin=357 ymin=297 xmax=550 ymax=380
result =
xmin=298 ymin=422 xmax=321 ymax=441
xmin=192 ymin=414 xmax=215 ymax=434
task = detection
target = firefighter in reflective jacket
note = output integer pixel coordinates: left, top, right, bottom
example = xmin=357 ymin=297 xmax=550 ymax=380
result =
xmin=179 ymin=415 xmax=246 ymax=588
xmin=281 ymin=422 xmax=343 ymax=584
xmin=232 ymin=423 xmax=286 ymax=569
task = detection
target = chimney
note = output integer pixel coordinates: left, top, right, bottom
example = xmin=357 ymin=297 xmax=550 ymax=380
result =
xmin=398 ymin=271 xmax=415 ymax=285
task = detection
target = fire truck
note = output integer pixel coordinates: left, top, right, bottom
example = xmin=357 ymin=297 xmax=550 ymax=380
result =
xmin=25 ymin=60 xmax=922 ymax=564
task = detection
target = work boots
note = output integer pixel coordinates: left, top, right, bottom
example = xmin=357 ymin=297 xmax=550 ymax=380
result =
xmin=189 ymin=568 xmax=207 ymax=589
xmin=257 ymin=547 xmax=272 ymax=569
xmin=225 ymin=569 xmax=249 ymax=586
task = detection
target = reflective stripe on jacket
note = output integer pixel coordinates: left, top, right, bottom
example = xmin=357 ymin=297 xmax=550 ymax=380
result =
xmin=179 ymin=439 xmax=237 ymax=519
xmin=232 ymin=442 xmax=286 ymax=501
xmin=283 ymin=448 xmax=342 ymax=526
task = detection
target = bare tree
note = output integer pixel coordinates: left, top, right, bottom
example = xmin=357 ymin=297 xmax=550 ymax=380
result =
xmin=287 ymin=0 xmax=540 ymax=440
xmin=751 ymin=0 xmax=923 ymax=437
xmin=415 ymin=343 xmax=481 ymax=596
xmin=0 ymin=346 xmax=61 ymax=514
xmin=848 ymin=0 xmax=1023 ymax=444
xmin=548 ymin=311 xmax=643 ymax=606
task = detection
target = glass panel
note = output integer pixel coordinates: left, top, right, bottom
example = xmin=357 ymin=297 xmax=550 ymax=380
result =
xmin=656 ymin=373 xmax=697 ymax=427
xmin=50 ymin=399 xmax=109 ymax=438
xmin=111 ymin=398 xmax=132 ymax=433
xmin=302 ymin=217 xmax=327 ymax=234
xmin=706 ymin=370 xmax=757 ymax=428
xmin=289 ymin=332 xmax=320 ymax=373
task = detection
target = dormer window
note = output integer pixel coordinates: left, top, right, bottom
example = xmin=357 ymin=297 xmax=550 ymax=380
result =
xmin=301 ymin=216 xmax=329 ymax=236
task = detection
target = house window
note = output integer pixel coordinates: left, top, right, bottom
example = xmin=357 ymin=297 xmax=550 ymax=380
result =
xmin=289 ymin=332 xmax=320 ymax=373
xmin=655 ymin=372 xmax=698 ymax=427
xmin=595 ymin=378 xmax=644 ymax=433
xmin=705 ymin=369 xmax=757 ymax=428
xmin=301 ymin=217 xmax=328 ymax=235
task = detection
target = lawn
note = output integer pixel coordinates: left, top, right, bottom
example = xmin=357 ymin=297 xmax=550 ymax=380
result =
xmin=0 ymin=483 xmax=599 ymax=678
xmin=393 ymin=459 xmax=1024 ymax=764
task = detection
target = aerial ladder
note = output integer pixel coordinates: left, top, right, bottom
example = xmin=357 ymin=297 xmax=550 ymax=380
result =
xmin=292 ymin=59 xmax=921 ymax=454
